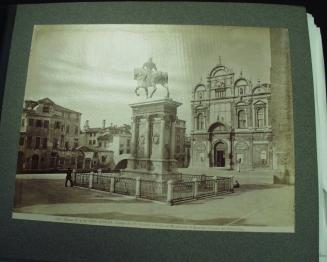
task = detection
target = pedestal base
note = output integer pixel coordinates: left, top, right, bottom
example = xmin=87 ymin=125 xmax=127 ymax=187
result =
xmin=126 ymin=157 xmax=178 ymax=181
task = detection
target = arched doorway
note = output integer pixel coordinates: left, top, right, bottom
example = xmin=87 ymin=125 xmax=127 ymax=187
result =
xmin=31 ymin=154 xmax=39 ymax=170
xmin=208 ymin=122 xmax=227 ymax=167
xmin=115 ymin=159 xmax=127 ymax=170
xmin=214 ymin=142 xmax=225 ymax=167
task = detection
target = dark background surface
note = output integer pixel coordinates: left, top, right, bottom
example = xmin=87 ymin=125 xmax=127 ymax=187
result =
xmin=0 ymin=1 xmax=323 ymax=262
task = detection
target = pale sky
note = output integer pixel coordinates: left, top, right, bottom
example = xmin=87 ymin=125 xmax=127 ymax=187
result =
xmin=24 ymin=24 xmax=271 ymax=134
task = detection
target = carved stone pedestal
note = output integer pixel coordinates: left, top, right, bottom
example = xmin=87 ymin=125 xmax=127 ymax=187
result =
xmin=123 ymin=98 xmax=182 ymax=182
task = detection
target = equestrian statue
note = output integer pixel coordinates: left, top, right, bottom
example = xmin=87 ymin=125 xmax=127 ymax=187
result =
xmin=134 ymin=58 xmax=169 ymax=99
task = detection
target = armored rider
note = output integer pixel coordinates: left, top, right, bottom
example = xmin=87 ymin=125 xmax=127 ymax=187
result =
xmin=142 ymin=57 xmax=157 ymax=82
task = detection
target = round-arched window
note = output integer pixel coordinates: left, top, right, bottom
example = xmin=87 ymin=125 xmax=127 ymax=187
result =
xmin=197 ymin=113 xmax=205 ymax=130
xmin=194 ymin=85 xmax=206 ymax=100
xmin=256 ymin=108 xmax=265 ymax=127
xmin=238 ymin=110 xmax=246 ymax=128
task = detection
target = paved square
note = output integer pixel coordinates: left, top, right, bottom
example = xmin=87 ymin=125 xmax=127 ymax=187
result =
xmin=13 ymin=174 xmax=294 ymax=230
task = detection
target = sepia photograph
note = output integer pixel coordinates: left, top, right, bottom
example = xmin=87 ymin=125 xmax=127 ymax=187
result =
xmin=12 ymin=24 xmax=295 ymax=232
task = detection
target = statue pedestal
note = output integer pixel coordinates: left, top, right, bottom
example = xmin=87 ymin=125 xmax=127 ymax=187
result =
xmin=123 ymin=98 xmax=182 ymax=182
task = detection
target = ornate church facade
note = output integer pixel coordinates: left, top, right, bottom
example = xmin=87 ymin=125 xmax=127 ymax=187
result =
xmin=190 ymin=62 xmax=273 ymax=171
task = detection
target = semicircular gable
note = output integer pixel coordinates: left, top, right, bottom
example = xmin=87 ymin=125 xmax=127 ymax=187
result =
xmin=234 ymin=78 xmax=248 ymax=87
xmin=194 ymin=84 xmax=206 ymax=93
xmin=252 ymin=85 xmax=267 ymax=95
xmin=253 ymin=100 xmax=266 ymax=106
xmin=209 ymin=65 xmax=230 ymax=78
xmin=194 ymin=84 xmax=206 ymax=100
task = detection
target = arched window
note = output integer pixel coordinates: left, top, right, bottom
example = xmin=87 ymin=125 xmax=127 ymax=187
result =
xmin=197 ymin=91 xmax=204 ymax=100
xmin=194 ymin=85 xmax=206 ymax=100
xmin=240 ymin=88 xmax=243 ymax=95
xmin=197 ymin=113 xmax=205 ymax=130
xmin=256 ymin=108 xmax=265 ymax=127
xmin=238 ymin=110 xmax=246 ymax=128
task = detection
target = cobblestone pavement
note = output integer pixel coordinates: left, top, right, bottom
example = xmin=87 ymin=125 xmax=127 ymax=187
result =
xmin=13 ymin=175 xmax=294 ymax=230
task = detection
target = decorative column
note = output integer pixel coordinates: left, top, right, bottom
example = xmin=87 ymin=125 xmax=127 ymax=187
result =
xmin=250 ymin=135 xmax=254 ymax=170
xmin=130 ymin=117 xmax=136 ymax=156
xmin=229 ymin=128 xmax=235 ymax=170
xmin=170 ymin=119 xmax=176 ymax=160
xmin=191 ymin=107 xmax=195 ymax=130
xmin=132 ymin=117 xmax=139 ymax=157
xmin=144 ymin=115 xmax=151 ymax=169
xmin=159 ymin=115 xmax=166 ymax=159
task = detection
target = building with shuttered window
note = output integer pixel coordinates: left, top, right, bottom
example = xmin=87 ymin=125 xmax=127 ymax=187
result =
xmin=17 ymin=98 xmax=81 ymax=172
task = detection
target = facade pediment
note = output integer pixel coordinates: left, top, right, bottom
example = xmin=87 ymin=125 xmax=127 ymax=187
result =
xmin=252 ymin=85 xmax=269 ymax=95
xmin=234 ymin=78 xmax=248 ymax=87
xmin=253 ymin=100 xmax=266 ymax=106
xmin=208 ymin=65 xmax=233 ymax=78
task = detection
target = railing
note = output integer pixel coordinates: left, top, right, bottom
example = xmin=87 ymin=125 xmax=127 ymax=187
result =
xmin=92 ymin=174 xmax=111 ymax=192
xmin=169 ymin=176 xmax=234 ymax=205
xmin=178 ymin=173 xmax=213 ymax=182
xmin=171 ymin=181 xmax=194 ymax=204
xmin=218 ymin=177 xmax=233 ymax=192
xmin=72 ymin=171 xmax=234 ymax=205
xmin=140 ymin=180 xmax=167 ymax=201
xmin=198 ymin=179 xmax=215 ymax=198
xmin=114 ymin=177 xmax=136 ymax=196
xmin=74 ymin=172 xmax=90 ymax=187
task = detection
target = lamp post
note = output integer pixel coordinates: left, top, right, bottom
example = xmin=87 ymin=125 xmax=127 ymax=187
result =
xmin=229 ymin=128 xmax=235 ymax=170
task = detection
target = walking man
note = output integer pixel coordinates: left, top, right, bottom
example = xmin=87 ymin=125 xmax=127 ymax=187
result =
xmin=65 ymin=168 xmax=73 ymax=187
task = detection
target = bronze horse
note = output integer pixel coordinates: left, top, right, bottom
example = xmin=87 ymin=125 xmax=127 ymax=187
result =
xmin=134 ymin=68 xmax=169 ymax=98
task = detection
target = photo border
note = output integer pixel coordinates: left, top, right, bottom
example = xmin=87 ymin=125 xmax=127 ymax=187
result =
xmin=0 ymin=2 xmax=318 ymax=261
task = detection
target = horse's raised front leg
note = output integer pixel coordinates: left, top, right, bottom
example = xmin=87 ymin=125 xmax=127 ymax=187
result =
xmin=150 ymin=85 xmax=157 ymax=98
